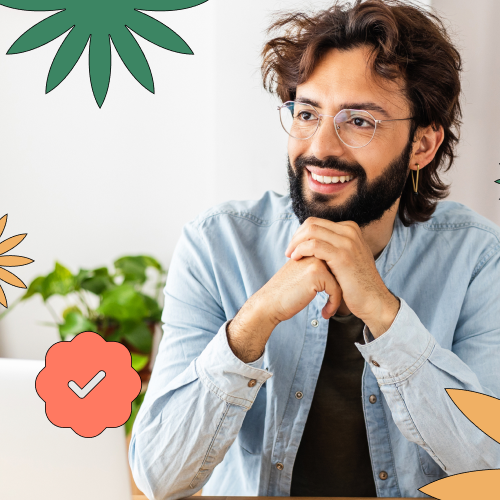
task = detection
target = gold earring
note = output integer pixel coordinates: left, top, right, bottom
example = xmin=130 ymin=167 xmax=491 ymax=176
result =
xmin=412 ymin=164 xmax=420 ymax=195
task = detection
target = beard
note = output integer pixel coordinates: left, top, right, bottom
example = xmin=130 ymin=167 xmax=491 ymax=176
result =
xmin=287 ymin=138 xmax=413 ymax=228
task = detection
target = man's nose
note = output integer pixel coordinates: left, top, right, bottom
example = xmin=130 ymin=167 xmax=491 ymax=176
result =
xmin=310 ymin=116 xmax=345 ymax=159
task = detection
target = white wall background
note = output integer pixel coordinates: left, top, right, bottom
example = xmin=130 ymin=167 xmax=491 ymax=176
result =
xmin=0 ymin=0 xmax=497 ymax=360
xmin=432 ymin=0 xmax=500 ymax=216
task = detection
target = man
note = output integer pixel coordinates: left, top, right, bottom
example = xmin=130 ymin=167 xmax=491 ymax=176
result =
xmin=129 ymin=1 xmax=500 ymax=499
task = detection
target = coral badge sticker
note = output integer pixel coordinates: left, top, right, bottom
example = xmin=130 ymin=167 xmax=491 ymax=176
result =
xmin=419 ymin=389 xmax=500 ymax=499
xmin=0 ymin=214 xmax=34 ymax=308
xmin=0 ymin=0 xmax=209 ymax=107
xmin=36 ymin=331 xmax=142 ymax=438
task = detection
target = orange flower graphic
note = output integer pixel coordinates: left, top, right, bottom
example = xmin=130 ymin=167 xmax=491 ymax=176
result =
xmin=0 ymin=214 xmax=34 ymax=308
xmin=419 ymin=389 xmax=500 ymax=499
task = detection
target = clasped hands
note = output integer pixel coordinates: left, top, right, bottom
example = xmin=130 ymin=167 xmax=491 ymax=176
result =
xmin=284 ymin=217 xmax=400 ymax=339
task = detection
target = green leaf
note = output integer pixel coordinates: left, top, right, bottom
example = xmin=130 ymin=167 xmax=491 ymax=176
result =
xmin=46 ymin=25 xmax=90 ymax=93
xmin=114 ymin=256 xmax=149 ymax=285
xmin=0 ymin=1 xmax=63 ymax=10
xmin=78 ymin=267 xmax=115 ymax=296
xmin=40 ymin=262 xmax=74 ymax=301
xmin=127 ymin=10 xmax=193 ymax=55
xmin=97 ymin=284 xmax=149 ymax=321
xmin=120 ymin=321 xmax=152 ymax=354
xmin=131 ymin=352 xmax=149 ymax=372
xmin=124 ymin=391 xmax=145 ymax=435
xmin=62 ymin=305 xmax=81 ymax=319
xmin=140 ymin=255 xmax=163 ymax=272
xmin=140 ymin=293 xmax=162 ymax=322
xmin=74 ymin=268 xmax=92 ymax=286
xmin=135 ymin=0 xmax=209 ymax=11
xmin=58 ymin=311 xmax=97 ymax=340
xmin=495 ymin=179 xmax=500 ymax=184
xmin=111 ymin=27 xmax=154 ymax=93
xmin=89 ymin=32 xmax=111 ymax=108
xmin=113 ymin=255 xmax=164 ymax=286
xmin=22 ymin=275 xmax=45 ymax=300
xmin=7 ymin=10 xmax=72 ymax=54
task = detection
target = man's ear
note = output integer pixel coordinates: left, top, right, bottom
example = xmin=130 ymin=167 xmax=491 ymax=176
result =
xmin=410 ymin=123 xmax=445 ymax=170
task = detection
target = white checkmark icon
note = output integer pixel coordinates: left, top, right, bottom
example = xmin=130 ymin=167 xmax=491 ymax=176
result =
xmin=68 ymin=370 xmax=106 ymax=399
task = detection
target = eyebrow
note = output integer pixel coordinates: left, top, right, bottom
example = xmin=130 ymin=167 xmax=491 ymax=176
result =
xmin=295 ymin=96 xmax=391 ymax=119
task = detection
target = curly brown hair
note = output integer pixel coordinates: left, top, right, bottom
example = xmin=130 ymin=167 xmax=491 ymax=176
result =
xmin=261 ymin=0 xmax=462 ymax=227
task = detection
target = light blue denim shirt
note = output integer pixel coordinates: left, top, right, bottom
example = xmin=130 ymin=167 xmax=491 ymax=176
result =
xmin=129 ymin=190 xmax=500 ymax=500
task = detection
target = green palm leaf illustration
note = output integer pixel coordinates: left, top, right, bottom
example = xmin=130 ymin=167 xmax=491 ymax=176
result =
xmin=89 ymin=33 xmax=112 ymax=108
xmin=0 ymin=1 xmax=62 ymax=10
xmin=0 ymin=0 xmax=209 ymax=107
xmin=7 ymin=10 xmax=72 ymax=54
xmin=46 ymin=25 xmax=90 ymax=93
xmin=126 ymin=10 xmax=193 ymax=55
xmin=111 ymin=26 xmax=154 ymax=94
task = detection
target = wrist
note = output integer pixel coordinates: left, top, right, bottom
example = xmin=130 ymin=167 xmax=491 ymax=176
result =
xmin=364 ymin=293 xmax=400 ymax=339
xmin=252 ymin=292 xmax=282 ymax=328
xmin=226 ymin=296 xmax=278 ymax=363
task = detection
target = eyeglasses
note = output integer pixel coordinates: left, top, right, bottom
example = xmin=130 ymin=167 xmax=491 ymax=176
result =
xmin=277 ymin=100 xmax=413 ymax=148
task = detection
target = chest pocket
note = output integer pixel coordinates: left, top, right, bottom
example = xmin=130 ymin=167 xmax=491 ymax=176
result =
xmin=416 ymin=443 xmax=446 ymax=476
xmin=237 ymin=383 xmax=266 ymax=455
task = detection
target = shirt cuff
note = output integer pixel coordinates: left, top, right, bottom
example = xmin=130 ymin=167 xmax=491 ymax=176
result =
xmin=354 ymin=296 xmax=436 ymax=385
xmin=246 ymin=350 xmax=266 ymax=368
xmin=195 ymin=319 xmax=273 ymax=410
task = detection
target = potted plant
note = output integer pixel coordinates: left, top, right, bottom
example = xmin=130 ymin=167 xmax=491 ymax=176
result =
xmin=14 ymin=255 xmax=167 ymax=434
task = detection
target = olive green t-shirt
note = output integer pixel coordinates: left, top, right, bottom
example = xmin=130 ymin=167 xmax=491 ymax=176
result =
xmin=290 ymin=312 xmax=377 ymax=497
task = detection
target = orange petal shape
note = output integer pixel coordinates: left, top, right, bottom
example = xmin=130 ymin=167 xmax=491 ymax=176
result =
xmin=419 ymin=469 xmax=500 ymax=499
xmin=0 ymin=255 xmax=34 ymax=267
xmin=0 ymin=234 xmax=26 ymax=255
xmin=0 ymin=267 xmax=26 ymax=288
xmin=446 ymin=389 xmax=500 ymax=444
xmin=0 ymin=283 xmax=7 ymax=307
xmin=0 ymin=214 xmax=7 ymax=239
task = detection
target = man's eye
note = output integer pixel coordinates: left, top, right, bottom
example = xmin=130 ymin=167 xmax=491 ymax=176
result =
xmin=349 ymin=117 xmax=374 ymax=128
xmin=297 ymin=112 xmax=316 ymax=121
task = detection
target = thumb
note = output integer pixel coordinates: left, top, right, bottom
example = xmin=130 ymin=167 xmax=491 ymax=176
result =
xmin=325 ymin=295 xmax=339 ymax=317
xmin=323 ymin=273 xmax=343 ymax=319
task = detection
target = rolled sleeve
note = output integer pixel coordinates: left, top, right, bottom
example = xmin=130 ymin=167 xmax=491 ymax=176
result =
xmin=246 ymin=350 xmax=266 ymax=369
xmin=195 ymin=319 xmax=273 ymax=410
xmin=354 ymin=296 xmax=437 ymax=385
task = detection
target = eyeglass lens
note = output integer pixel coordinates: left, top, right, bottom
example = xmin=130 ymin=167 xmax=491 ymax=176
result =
xmin=279 ymin=102 xmax=377 ymax=147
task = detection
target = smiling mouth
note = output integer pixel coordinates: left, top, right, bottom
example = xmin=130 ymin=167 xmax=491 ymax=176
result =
xmin=309 ymin=171 xmax=356 ymax=184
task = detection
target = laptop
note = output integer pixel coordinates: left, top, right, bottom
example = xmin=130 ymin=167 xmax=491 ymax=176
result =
xmin=0 ymin=357 xmax=132 ymax=500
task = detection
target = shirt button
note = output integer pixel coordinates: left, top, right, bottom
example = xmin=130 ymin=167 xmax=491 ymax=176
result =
xmin=369 ymin=394 xmax=377 ymax=404
xmin=276 ymin=462 xmax=284 ymax=470
xmin=372 ymin=360 xmax=380 ymax=367
xmin=311 ymin=319 xmax=319 ymax=327
xmin=379 ymin=471 xmax=388 ymax=480
xmin=248 ymin=379 xmax=257 ymax=387
xmin=295 ymin=391 xmax=303 ymax=399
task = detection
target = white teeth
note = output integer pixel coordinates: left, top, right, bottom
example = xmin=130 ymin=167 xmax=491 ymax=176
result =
xmin=312 ymin=172 xmax=353 ymax=184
